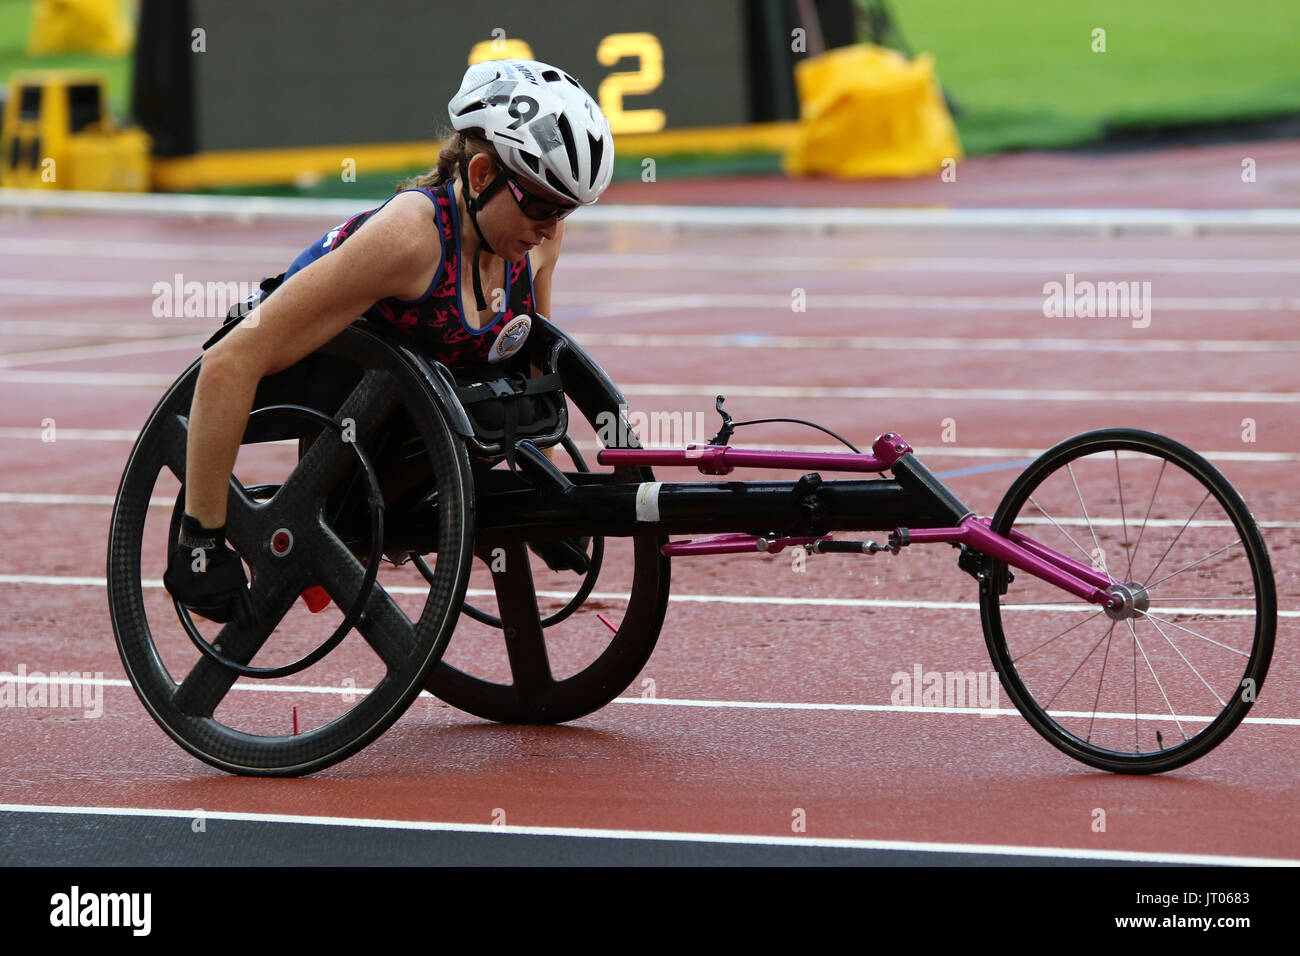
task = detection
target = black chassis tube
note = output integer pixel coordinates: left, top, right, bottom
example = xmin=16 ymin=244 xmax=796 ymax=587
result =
xmin=384 ymin=471 xmax=965 ymax=554
xmin=889 ymin=452 xmax=975 ymax=525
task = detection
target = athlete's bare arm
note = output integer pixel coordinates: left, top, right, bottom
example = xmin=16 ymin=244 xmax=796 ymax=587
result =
xmin=530 ymin=219 xmax=562 ymax=318
xmin=183 ymin=191 xmax=442 ymax=528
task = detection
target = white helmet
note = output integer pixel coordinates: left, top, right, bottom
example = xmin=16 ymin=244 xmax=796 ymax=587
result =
xmin=448 ymin=58 xmax=614 ymax=205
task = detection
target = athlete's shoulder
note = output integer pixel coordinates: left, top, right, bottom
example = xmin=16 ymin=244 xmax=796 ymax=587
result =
xmin=373 ymin=187 xmax=442 ymax=229
xmin=347 ymin=189 xmax=442 ymax=265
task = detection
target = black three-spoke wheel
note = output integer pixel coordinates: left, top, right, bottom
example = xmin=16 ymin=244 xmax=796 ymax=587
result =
xmin=107 ymin=326 xmax=474 ymax=776
xmin=981 ymin=429 xmax=1275 ymax=773
xmin=422 ymin=327 xmax=672 ymax=725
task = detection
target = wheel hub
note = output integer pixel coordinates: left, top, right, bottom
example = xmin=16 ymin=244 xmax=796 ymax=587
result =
xmin=1104 ymin=580 xmax=1150 ymax=621
xmin=270 ymin=527 xmax=294 ymax=557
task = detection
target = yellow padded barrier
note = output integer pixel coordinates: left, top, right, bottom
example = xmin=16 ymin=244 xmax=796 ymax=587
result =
xmin=27 ymin=0 xmax=132 ymax=56
xmin=783 ymin=44 xmax=963 ymax=179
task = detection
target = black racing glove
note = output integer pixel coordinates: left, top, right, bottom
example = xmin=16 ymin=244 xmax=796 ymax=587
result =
xmin=528 ymin=536 xmax=591 ymax=574
xmin=163 ymin=514 xmax=255 ymax=626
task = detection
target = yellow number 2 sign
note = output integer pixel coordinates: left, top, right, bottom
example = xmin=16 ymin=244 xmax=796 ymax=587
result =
xmin=597 ymin=33 xmax=666 ymax=135
xmin=465 ymin=31 xmax=666 ymax=135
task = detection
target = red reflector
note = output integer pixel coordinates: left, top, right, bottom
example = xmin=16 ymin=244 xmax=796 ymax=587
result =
xmin=300 ymin=586 xmax=331 ymax=613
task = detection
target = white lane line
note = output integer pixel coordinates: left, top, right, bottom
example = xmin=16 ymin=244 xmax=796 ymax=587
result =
xmin=0 ymin=279 xmax=159 ymax=297
xmin=3 ymin=369 xmax=1298 ymax=403
xmin=567 ymin=292 xmax=1300 ymax=312
xmin=5 ymin=319 xmax=1296 ymax=355
xmin=0 ymin=427 xmax=144 ymax=441
xmin=566 ymin=254 xmax=1300 ymax=274
xmin=8 ymin=190 xmax=1300 ymax=233
xmin=7 ymin=238 xmax=1300 ymax=274
xmin=4 ymin=675 xmax=1298 ymax=727
xmin=0 ymin=237 xmax=300 ymax=262
xmin=575 ymin=332 xmax=1300 ymax=354
xmin=4 ymin=574 xmax=1297 ymax=619
xmin=0 ymin=493 xmax=178 ymax=505
xmin=0 ymin=370 xmax=177 ymax=386
xmin=621 ymin=382 xmax=1300 ymax=404
xmin=2 ymin=430 xmax=1296 ymax=465
xmin=1 ymin=803 xmax=1292 ymax=865
xmin=1 ymin=492 xmax=1297 ymax=525
xmin=0 ymin=338 xmax=201 ymax=368
xmin=0 ymin=319 xmax=199 ymax=338
xmin=3 ymin=281 xmax=1298 ymax=312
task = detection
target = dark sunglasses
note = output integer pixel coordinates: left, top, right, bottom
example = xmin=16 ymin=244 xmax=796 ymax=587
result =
xmin=503 ymin=175 xmax=578 ymax=222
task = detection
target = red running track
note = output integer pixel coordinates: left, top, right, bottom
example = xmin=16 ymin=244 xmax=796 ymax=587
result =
xmin=1 ymin=144 xmax=1298 ymax=865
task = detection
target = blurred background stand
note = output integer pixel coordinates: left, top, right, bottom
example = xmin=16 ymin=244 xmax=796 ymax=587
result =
xmin=26 ymin=0 xmax=132 ymax=56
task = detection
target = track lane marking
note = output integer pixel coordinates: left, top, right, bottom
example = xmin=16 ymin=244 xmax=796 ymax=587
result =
xmin=0 ymin=804 xmax=1294 ymax=865
xmin=3 ymin=435 xmax=1298 ymax=466
xmin=6 ymin=319 xmax=1298 ymax=355
xmin=3 ymin=493 xmax=1298 ymax=528
xmin=570 ymin=332 xmax=1300 ymax=354
xmin=3 ymin=573 xmax=1298 ymax=617
xmin=4 ymin=281 xmax=1298 ymax=312
xmin=11 ymin=674 xmax=1296 ymax=726
xmin=8 ymin=237 xmax=1300 ymax=274
xmin=4 ymin=370 xmax=1300 ymax=403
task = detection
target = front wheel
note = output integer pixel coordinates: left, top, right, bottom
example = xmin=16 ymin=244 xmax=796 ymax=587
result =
xmin=980 ymin=429 xmax=1275 ymax=773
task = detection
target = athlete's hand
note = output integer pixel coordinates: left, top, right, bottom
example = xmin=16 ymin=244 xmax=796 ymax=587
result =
xmin=162 ymin=515 xmax=255 ymax=627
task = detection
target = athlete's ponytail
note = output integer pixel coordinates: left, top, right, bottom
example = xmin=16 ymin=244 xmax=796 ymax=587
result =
xmin=397 ymin=131 xmax=503 ymax=192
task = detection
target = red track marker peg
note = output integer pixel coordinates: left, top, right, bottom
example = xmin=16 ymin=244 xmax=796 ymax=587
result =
xmin=596 ymin=613 xmax=618 ymax=634
xmin=300 ymin=586 xmax=331 ymax=613
xmin=292 ymin=705 xmax=299 ymax=736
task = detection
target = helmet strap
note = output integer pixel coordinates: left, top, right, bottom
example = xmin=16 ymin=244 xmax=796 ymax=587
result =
xmin=458 ymin=154 xmax=506 ymax=312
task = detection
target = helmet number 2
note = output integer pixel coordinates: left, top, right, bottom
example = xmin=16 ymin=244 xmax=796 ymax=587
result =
xmin=507 ymin=95 xmax=539 ymax=129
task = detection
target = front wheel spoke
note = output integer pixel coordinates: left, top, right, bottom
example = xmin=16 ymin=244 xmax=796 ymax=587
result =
xmin=1142 ymin=614 xmax=1227 ymax=708
xmin=1026 ymin=495 xmax=1096 ymax=566
xmin=1115 ymin=451 xmax=1134 ymax=581
xmin=1065 ymin=461 xmax=1105 ymax=566
xmin=1131 ymin=620 xmax=1139 ymax=752
xmin=1135 ymin=610 xmax=1252 ymax=658
xmin=1042 ymin=624 xmax=1117 ymax=712
xmin=1143 ymin=490 xmax=1211 ymax=584
xmin=1130 ymin=622 xmax=1187 ymax=744
xmin=1143 ymin=539 xmax=1242 ymax=592
xmin=1005 ymin=607 xmax=1107 ymax=666
xmin=1128 ymin=459 xmax=1168 ymax=581
xmin=1086 ymin=622 xmax=1117 ymax=744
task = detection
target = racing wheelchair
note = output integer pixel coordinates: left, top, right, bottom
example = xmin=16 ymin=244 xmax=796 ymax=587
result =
xmin=107 ymin=315 xmax=1276 ymax=776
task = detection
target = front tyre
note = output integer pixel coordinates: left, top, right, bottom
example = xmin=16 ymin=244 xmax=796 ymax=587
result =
xmin=980 ymin=429 xmax=1275 ymax=773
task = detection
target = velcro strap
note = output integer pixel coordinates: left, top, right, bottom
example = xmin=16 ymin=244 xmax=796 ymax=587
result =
xmin=455 ymin=372 xmax=560 ymax=404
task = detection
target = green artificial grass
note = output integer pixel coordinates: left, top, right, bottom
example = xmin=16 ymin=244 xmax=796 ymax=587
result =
xmin=883 ymin=0 xmax=1300 ymax=152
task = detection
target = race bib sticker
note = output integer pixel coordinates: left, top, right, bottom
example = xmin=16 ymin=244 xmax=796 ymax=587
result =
xmin=634 ymin=481 xmax=662 ymax=522
xmin=488 ymin=314 xmax=532 ymax=363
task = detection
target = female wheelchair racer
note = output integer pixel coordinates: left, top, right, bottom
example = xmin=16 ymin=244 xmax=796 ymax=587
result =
xmin=163 ymin=58 xmax=610 ymax=625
